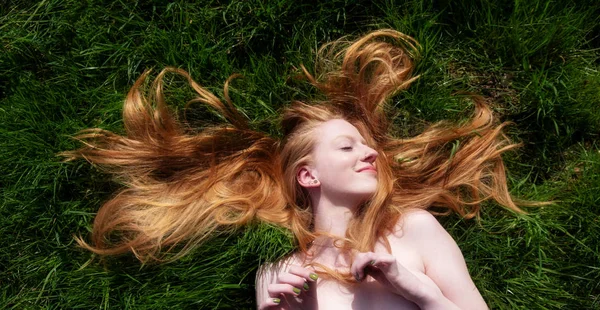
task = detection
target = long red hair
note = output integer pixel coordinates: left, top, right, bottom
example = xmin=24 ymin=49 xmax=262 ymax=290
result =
xmin=60 ymin=29 xmax=525 ymax=282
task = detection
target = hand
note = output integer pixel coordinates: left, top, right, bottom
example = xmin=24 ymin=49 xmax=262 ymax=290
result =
xmin=258 ymin=265 xmax=319 ymax=310
xmin=351 ymin=252 xmax=439 ymax=306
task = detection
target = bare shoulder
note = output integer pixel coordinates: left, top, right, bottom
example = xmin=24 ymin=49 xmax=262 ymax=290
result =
xmin=391 ymin=209 xmax=489 ymax=309
xmin=390 ymin=208 xmax=447 ymax=242
xmin=389 ymin=208 xmax=460 ymax=259
xmin=399 ymin=208 xmax=439 ymax=224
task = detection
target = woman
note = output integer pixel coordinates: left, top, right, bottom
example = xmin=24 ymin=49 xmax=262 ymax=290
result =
xmin=61 ymin=29 xmax=523 ymax=309
xmin=256 ymin=117 xmax=488 ymax=309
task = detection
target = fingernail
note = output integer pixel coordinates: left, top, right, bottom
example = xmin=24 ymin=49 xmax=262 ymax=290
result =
xmin=273 ymin=298 xmax=281 ymax=304
xmin=293 ymin=287 xmax=301 ymax=294
xmin=303 ymin=282 xmax=310 ymax=291
xmin=309 ymin=273 xmax=319 ymax=281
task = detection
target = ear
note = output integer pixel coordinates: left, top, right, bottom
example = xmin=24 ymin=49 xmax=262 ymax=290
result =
xmin=297 ymin=166 xmax=320 ymax=188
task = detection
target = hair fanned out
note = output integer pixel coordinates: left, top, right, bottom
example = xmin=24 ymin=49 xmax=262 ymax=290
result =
xmin=62 ymin=30 xmax=529 ymax=269
xmin=60 ymin=68 xmax=291 ymax=262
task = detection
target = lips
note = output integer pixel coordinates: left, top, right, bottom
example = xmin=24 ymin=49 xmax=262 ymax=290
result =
xmin=357 ymin=166 xmax=377 ymax=173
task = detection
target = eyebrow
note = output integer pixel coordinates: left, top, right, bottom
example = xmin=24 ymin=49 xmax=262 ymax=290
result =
xmin=333 ymin=135 xmax=367 ymax=145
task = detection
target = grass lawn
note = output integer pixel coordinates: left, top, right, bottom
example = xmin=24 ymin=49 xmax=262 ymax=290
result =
xmin=1 ymin=0 xmax=599 ymax=309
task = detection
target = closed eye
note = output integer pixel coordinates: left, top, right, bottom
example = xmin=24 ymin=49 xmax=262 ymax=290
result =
xmin=341 ymin=146 xmax=353 ymax=151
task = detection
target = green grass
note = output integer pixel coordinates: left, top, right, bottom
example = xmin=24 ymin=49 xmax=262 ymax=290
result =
xmin=1 ymin=0 xmax=599 ymax=309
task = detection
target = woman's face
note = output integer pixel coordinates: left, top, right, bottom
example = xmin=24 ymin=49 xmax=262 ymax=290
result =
xmin=301 ymin=119 xmax=379 ymax=203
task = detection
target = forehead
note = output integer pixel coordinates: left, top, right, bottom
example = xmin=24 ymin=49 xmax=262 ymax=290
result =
xmin=314 ymin=119 xmax=363 ymax=142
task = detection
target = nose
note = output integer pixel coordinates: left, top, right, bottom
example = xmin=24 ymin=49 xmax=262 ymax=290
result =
xmin=362 ymin=146 xmax=378 ymax=163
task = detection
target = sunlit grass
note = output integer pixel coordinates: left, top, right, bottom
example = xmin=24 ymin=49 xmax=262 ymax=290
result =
xmin=1 ymin=0 xmax=599 ymax=309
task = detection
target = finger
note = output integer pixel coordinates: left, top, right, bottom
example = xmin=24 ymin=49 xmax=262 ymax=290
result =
xmin=352 ymin=252 xmax=396 ymax=281
xmin=258 ymin=297 xmax=282 ymax=310
xmin=277 ymin=273 xmax=309 ymax=292
xmin=267 ymin=283 xmax=302 ymax=298
xmin=285 ymin=266 xmax=319 ymax=309
xmin=364 ymin=265 xmax=394 ymax=288
xmin=288 ymin=265 xmax=319 ymax=283
xmin=369 ymin=255 xmax=396 ymax=270
xmin=350 ymin=252 xmax=376 ymax=281
xmin=370 ymin=254 xmax=408 ymax=283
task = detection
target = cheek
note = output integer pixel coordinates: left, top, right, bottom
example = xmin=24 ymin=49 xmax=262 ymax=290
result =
xmin=324 ymin=156 xmax=354 ymax=175
xmin=314 ymin=161 xmax=350 ymax=183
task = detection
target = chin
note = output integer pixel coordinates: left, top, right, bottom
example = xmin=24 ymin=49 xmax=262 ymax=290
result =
xmin=356 ymin=187 xmax=378 ymax=200
xmin=341 ymin=182 xmax=379 ymax=201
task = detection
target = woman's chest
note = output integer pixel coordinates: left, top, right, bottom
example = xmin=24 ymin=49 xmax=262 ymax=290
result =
xmin=314 ymin=276 xmax=422 ymax=310
xmin=300 ymin=242 xmax=441 ymax=309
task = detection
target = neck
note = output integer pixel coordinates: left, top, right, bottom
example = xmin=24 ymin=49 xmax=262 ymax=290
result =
xmin=309 ymin=190 xmax=358 ymax=237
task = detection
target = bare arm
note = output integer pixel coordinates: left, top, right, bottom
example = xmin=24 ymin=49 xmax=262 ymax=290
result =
xmin=398 ymin=209 xmax=488 ymax=310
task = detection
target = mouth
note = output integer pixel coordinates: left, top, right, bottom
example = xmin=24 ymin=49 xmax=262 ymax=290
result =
xmin=357 ymin=166 xmax=377 ymax=173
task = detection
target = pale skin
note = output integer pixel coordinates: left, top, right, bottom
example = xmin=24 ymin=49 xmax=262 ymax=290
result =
xmin=256 ymin=119 xmax=489 ymax=309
